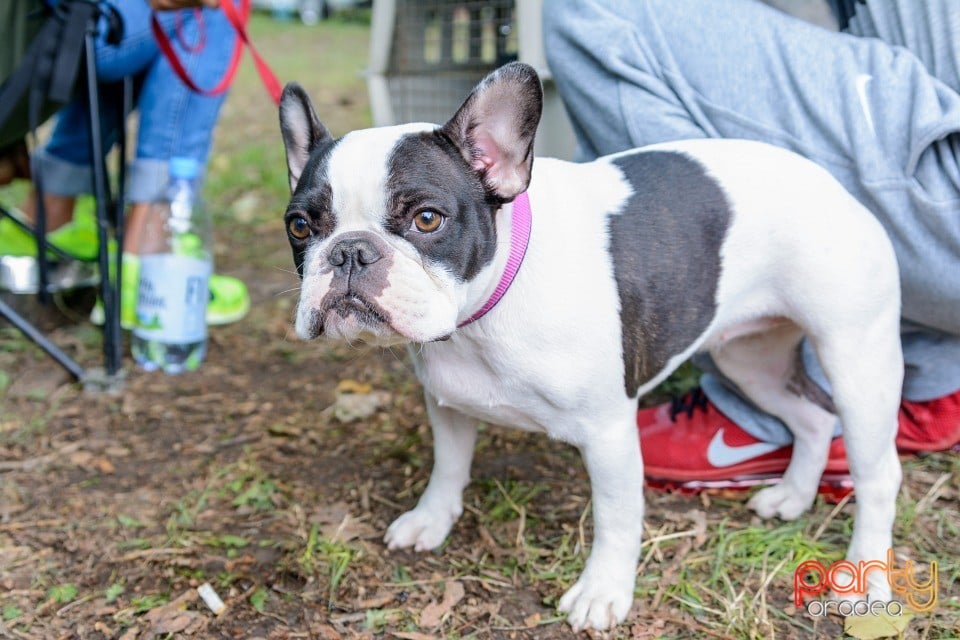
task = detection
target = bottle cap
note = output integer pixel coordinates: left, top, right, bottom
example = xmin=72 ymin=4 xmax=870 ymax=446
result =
xmin=169 ymin=156 xmax=199 ymax=180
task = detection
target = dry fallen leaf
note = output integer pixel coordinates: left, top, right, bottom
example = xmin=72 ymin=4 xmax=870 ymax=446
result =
xmin=336 ymin=379 xmax=373 ymax=394
xmin=69 ymin=450 xmax=94 ymax=467
xmin=844 ymin=611 xmax=914 ymax=639
xmin=332 ymin=391 xmax=391 ymax=423
xmin=313 ymin=625 xmax=343 ymax=640
xmin=312 ymin=502 xmax=351 ymax=525
xmin=95 ymin=457 xmax=116 ymax=474
xmin=420 ymin=581 xmax=465 ymax=628
xmin=144 ymin=588 xmax=199 ymax=636
xmin=356 ymin=592 xmax=396 ymax=609
xmin=629 ymin=618 xmax=667 ymax=639
xmin=118 ymin=626 xmax=139 ymax=640
xmin=268 ymin=422 xmax=303 ymax=437
xmin=321 ymin=513 xmax=377 ymax=543
xmin=310 ymin=502 xmax=376 ymax=542
xmin=393 ymin=633 xmax=438 ymax=640
xmin=329 ymin=380 xmax=390 ymax=423
xmin=150 ymin=612 xmax=198 ymax=636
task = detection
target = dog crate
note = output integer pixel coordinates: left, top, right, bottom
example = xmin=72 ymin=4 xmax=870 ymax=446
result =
xmin=367 ymin=0 xmax=576 ymax=159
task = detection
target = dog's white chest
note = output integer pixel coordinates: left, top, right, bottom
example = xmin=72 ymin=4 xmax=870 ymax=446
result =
xmin=412 ymin=342 xmax=556 ymax=433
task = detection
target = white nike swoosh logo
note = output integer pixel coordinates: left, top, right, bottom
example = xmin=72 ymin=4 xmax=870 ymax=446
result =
xmin=706 ymin=428 xmax=783 ymax=467
xmin=855 ymin=73 xmax=876 ymax=137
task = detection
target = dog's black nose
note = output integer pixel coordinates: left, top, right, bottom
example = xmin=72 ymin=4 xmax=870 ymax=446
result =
xmin=328 ymin=238 xmax=382 ymax=270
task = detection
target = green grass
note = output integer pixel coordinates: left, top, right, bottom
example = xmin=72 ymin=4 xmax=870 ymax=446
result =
xmin=477 ymin=478 xmax=549 ymax=525
xmin=297 ymin=522 xmax=360 ymax=606
xmin=239 ymin=12 xmax=372 ymax=105
xmin=46 ymin=583 xmax=78 ymax=605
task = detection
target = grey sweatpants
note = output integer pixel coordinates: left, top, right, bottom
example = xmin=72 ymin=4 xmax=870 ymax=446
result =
xmin=544 ymin=0 xmax=960 ymax=445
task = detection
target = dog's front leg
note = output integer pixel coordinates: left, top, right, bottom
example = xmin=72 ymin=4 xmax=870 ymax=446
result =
xmin=559 ymin=412 xmax=644 ymax=631
xmin=385 ymin=392 xmax=478 ymax=552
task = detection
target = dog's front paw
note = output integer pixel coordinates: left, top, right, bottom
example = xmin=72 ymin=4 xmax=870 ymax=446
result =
xmin=558 ymin=571 xmax=633 ymax=631
xmin=384 ymin=505 xmax=458 ymax=552
xmin=748 ymin=482 xmax=815 ymax=520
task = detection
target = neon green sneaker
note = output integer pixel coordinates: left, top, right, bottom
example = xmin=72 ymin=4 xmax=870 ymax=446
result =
xmin=0 ymin=215 xmax=98 ymax=260
xmin=0 ymin=215 xmax=38 ymax=257
xmin=206 ymin=273 xmax=250 ymax=326
xmin=0 ymin=208 xmax=100 ymax=293
xmin=50 ymin=197 xmax=100 ymax=261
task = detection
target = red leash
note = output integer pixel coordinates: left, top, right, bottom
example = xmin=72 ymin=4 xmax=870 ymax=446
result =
xmin=151 ymin=0 xmax=282 ymax=105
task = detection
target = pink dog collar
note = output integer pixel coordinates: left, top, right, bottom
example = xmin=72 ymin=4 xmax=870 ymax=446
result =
xmin=458 ymin=191 xmax=532 ymax=328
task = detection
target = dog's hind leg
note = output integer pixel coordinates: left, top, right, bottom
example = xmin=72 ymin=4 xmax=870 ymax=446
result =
xmin=810 ymin=319 xmax=902 ymax=601
xmin=709 ymin=320 xmax=839 ymax=520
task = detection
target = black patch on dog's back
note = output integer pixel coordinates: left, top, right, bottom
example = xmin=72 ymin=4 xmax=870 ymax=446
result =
xmin=385 ymin=131 xmax=499 ymax=282
xmin=609 ymin=151 xmax=731 ymax=397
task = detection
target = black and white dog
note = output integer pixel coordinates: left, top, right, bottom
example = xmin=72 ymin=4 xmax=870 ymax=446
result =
xmin=279 ymin=63 xmax=902 ymax=631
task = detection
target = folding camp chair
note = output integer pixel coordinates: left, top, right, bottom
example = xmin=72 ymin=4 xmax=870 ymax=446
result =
xmin=0 ymin=0 xmax=128 ymax=388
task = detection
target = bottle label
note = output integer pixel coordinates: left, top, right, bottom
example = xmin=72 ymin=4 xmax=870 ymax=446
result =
xmin=133 ymin=254 xmax=212 ymax=343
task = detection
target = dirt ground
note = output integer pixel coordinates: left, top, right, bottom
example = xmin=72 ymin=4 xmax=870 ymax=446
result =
xmin=1 ymin=14 xmax=958 ymax=640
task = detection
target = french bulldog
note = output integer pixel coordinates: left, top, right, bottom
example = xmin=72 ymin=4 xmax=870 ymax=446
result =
xmin=278 ymin=62 xmax=903 ymax=631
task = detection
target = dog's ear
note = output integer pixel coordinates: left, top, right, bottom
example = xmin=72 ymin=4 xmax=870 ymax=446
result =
xmin=441 ymin=62 xmax=543 ymax=202
xmin=279 ymin=82 xmax=333 ymax=193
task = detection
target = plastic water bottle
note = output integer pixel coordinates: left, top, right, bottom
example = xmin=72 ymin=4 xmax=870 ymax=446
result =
xmin=132 ymin=157 xmax=213 ymax=373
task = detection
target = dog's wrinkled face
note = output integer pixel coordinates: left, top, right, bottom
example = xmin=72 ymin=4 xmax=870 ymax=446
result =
xmin=279 ymin=63 xmax=542 ymax=345
xmin=284 ymin=124 xmax=488 ymax=346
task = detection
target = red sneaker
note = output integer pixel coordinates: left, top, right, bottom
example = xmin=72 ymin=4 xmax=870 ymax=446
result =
xmin=897 ymin=388 xmax=960 ymax=453
xmin=639 ymin=389 xmax=852 ymax=500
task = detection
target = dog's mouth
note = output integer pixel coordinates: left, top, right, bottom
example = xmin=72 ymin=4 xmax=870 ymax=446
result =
xmin=305 ymin=293 xmax=397 ymax=343
xmin=303 ymin=293 xmax=453 ymax=345
xmin=327 ymin=294 xmax=384 ymax=320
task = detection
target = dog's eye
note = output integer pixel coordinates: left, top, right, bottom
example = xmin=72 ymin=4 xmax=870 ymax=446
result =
xmin=412 ymin=210 xmax=444 ymax=233
xmin=288 ymin=216 xmax=311 ymax=240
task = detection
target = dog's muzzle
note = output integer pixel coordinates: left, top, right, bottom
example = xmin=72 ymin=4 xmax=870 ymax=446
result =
xmin=300 ymin=231 xmax=396 ymax=341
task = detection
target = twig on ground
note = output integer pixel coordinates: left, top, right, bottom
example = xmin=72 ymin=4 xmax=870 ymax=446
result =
xmin=811 ymin=492 xmax=853 ymax=542
xmin=915 ymin=472 xmax=951 ymax=515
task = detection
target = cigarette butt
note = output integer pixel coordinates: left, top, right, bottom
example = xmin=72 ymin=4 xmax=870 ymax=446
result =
xmin=198 ymin=582 xmax=226 ymax=615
